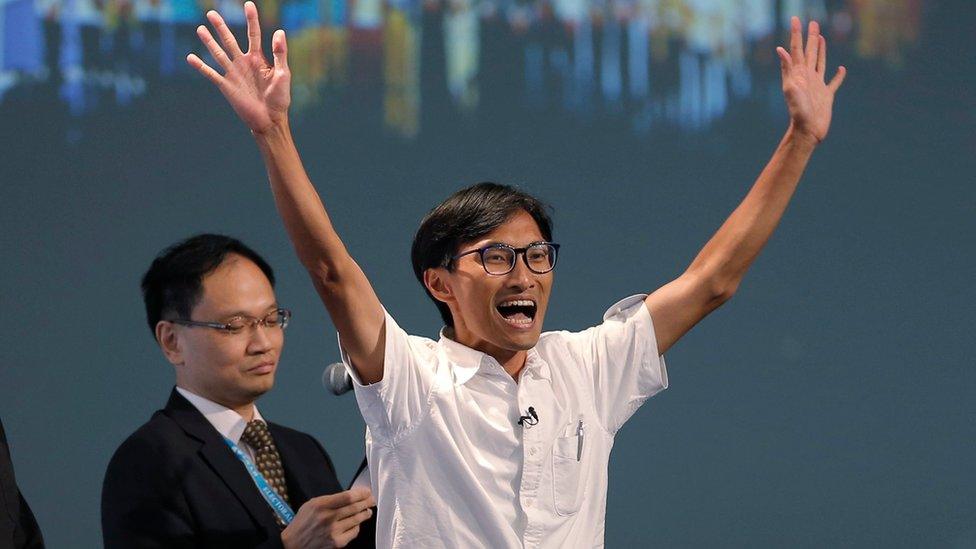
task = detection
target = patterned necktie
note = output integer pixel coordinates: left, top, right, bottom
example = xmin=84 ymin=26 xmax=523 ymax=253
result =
xmin=241 ymin=419 xmax=291 ymax=525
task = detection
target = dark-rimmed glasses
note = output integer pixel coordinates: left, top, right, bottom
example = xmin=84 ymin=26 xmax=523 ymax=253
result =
xmin=169 ymin=308 xmax=292 ymax=335
xmin=451 ymin=242 xmax=560 ymax=275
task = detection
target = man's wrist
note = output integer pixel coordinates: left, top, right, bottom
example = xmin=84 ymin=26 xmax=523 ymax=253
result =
xmin=252 ymin=117 xmax=293 ymax=147
xmin=785 ymin=123 xmax=820 ymax=152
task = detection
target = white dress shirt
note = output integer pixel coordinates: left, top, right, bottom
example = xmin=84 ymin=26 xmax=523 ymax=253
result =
xmin=175 ymin=386 xmax=265 ymax=462
xmin=340 ymin=294 xmax=668 ymax=548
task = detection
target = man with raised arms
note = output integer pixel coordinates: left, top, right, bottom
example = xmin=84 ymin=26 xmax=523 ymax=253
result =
xmin=187 ymin=4 xmax=845 ymax=546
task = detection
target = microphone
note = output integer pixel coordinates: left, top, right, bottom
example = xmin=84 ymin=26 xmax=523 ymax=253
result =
xmin=517 ymin=406 xmax=539 ymax=427
xmin=322 ymin=362 xmax=354 ymax=396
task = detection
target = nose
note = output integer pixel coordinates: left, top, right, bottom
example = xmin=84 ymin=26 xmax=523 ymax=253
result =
xmin=506 ymin=253 xmax=536 ymax=290
xmin=246 ymin=323 xmax=276 ymax=354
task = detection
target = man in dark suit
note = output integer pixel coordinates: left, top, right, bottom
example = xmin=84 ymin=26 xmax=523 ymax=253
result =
xmin=102 ymin=234 xmax=375 ymax=548
xmin=1 ymin=417 xmax=44 ymax=548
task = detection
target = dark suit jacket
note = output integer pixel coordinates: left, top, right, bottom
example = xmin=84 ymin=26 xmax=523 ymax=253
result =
xmin=0 ymin=417 xmax=44 ymax=549
xmin=101 ymin=389 xmax=374 ymax=548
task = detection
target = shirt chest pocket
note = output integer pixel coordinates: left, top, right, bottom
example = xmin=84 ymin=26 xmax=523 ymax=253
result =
xmin=551 ymin=418 xmax=586 ymax=516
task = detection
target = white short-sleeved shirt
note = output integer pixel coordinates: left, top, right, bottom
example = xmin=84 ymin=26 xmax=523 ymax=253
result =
xmin=340 ymin=294 xmax=668 ymax=548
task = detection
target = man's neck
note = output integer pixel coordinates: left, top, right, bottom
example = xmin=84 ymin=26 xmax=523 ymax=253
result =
xmin=231 ymin=402 xmax=256 ymax=422
xmin=498 ymin=352 xmax=528 ymax=380
xmin=177 ymin=384 xmax=256 ymax=421
xmin=444 ymin=328 xmax=528 ymax=380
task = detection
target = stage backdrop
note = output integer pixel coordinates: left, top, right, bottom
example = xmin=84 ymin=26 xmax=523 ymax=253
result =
xmin=1 ymin=0 xmax=974 ymax=546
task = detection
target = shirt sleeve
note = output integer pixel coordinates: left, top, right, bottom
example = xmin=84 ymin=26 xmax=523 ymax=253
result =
xmin=337 ymin=310 xmax=438 ymax=443
xmin=569 ymin=294 xmax=669 ymax=434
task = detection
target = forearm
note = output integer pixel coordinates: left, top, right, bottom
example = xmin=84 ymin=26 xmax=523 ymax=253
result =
xmin=253 ymin=119 xmax=386 ymax=382
xmin=253 ymin=119 xmax=356 ymax=281
xmin=686 ymin=125 xmax=818 ymax=296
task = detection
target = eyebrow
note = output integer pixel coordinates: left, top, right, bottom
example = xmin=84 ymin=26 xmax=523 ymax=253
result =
xmin=481 ymin=240 xmax=548 ymax=248
xmin=217 ymin=303 xmax=279 ymax=320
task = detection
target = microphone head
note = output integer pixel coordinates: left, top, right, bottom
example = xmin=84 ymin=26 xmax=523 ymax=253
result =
xmin=322 ymin=362 xmax=354 ymax=396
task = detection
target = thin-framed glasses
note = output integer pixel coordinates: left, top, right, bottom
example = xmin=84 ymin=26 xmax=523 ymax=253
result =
xmin=169 ymin=308 xmax=292 ymax=335
xmin=451 ymin=242 xmax=560 ymax=275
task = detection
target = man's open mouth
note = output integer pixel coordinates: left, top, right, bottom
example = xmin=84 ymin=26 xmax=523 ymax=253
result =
xmin=496 ymin=299 xmax=537 ymax=327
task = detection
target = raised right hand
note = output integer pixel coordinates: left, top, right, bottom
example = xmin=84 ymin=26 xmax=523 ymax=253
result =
xmin=281 ymin=487 xmax=376 ymax=549
xmin=186 ymin=1 xmax=290 ymax=134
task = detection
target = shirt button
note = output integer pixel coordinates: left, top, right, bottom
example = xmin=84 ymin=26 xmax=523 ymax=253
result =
xmin=529 ymin=447 xmax=538 ymax=456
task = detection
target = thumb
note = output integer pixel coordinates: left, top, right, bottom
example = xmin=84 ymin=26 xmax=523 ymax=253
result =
xmin=827 ymin=65 xmax=847 ymax=94
xmin=272 ymin=29 xmax=289 ymax=72
xmin=775 ymin=46 xmax=791 ymax=84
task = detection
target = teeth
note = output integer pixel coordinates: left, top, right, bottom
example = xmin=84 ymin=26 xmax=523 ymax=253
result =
xmin=502 ymin=315 xmax=533 ymax=326
xmin=498 ymin=299 xmax=536 ymax=307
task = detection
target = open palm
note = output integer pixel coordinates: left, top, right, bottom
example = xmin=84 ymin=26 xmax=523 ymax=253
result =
xmin=186 ymin=1 xmax=290 ymax=134
xmin=777 ymin=17 xmax=846 ymax=143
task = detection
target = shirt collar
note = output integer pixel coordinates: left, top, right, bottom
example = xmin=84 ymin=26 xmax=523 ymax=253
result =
xmin=437 ymin=328 xmax=551 ymax=386
xmin=175 ymin=386 xmax=264 ymax=444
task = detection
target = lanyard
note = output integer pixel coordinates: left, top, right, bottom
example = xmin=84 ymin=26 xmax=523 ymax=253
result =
xmin=223 ymin=437 xmax=296 ymax=525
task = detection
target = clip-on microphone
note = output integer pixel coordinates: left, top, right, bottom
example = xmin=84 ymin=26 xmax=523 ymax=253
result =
xmin=517 ymin=406 xmax=539 ymax=427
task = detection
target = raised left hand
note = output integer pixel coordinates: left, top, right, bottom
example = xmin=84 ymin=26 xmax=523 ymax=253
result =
xmin=777 ymin=16 xmax=847 ymax=144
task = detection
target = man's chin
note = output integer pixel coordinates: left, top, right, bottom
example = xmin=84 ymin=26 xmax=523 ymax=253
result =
xmin=506 ymin=330 xmax=542 ymax=351
xmin=500 ymin=324 xmax=544 ymax=349
xmin=244 ymin=378 xmax=275 ymax=400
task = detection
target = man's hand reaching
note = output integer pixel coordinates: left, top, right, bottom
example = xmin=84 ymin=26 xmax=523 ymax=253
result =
xmin=187 ymin=1 xmax=290 ymax=134
xmin=646 ymin=16 xmax=849 ymax=354
xmin=777 ymin=16 xmax=847 ymax=144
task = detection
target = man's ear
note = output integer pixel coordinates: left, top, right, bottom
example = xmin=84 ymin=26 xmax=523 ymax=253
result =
xmin=155 ymin=321 xmax=184 ymax=366
xmin=424 ymin=268 xmax=454 ymax=305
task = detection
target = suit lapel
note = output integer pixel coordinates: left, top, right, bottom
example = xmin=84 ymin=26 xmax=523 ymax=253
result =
xmin=163 ymin=389 xmax=278 ymax=530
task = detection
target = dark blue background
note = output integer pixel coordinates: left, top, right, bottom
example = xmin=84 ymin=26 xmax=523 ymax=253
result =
xmin=1 ymin=0 xmax=974 ymax=546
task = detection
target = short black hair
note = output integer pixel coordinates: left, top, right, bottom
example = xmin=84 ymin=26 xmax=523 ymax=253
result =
xmin=141 ymin=234 xmax=275 ymax=338
xmin=411 ymin=182 xmax=553 ymax=326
